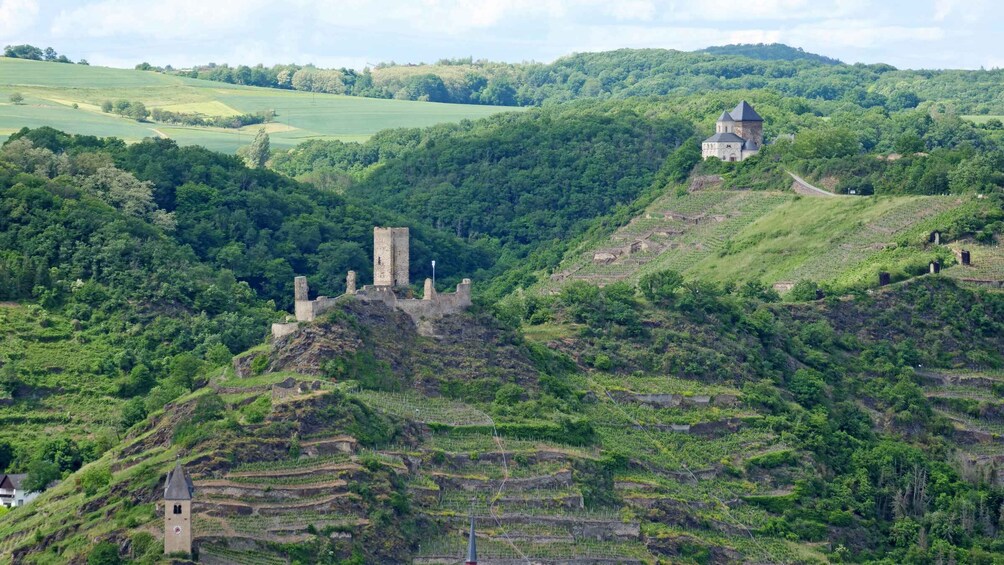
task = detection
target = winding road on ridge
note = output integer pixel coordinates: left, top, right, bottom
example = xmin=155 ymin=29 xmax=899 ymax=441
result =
xmin=787 ymin=171 xmax=846 ymax=197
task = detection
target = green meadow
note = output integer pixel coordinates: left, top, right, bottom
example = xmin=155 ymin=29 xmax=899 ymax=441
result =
xmin=0 ymin=58 xmax=515 ymax=153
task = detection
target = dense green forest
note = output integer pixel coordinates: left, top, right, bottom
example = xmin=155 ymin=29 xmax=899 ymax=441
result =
xmin=130 ymin=43 xmax=1004 ymax=113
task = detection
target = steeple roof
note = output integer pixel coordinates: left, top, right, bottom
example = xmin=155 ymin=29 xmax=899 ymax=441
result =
xmin=716 ymin=111 xmax=734 ymax=122
xmin=164 ymin=461 xmax=193 ymax=500
xmin=465 ymin=514 xmax=477 ymax=564
xmin=730 ymin=101 xmax=763 ymax=122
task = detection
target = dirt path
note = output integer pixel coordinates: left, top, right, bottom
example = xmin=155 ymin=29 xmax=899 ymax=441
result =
xmin=787 ymin=171 xmax=844 ymax=197
xmin=149 ymin=128 xmax=169 ymax=139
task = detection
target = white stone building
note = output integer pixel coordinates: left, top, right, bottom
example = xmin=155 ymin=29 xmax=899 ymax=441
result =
xmin=0 ymin=473 xmax=39 ymax=508
xmin=701 ymin=101 xmax=764 ymax=162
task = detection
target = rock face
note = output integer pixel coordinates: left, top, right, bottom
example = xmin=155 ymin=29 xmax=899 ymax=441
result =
xmin=258 ymin=301 xmax=543 ymax=394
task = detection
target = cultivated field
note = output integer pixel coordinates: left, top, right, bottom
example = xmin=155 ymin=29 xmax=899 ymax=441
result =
xmin=0 ymin=58 xmax=515 ymax=153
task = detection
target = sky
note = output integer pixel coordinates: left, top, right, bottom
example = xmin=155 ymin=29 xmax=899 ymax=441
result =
xmin=0 ymin=0 xmax=999 ymax=70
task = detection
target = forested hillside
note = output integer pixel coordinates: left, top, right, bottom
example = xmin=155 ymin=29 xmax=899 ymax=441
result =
xmin=0 ymin=125 xmax=493 ymax=484
xmin=158 ymin=43 xmax=1004 ymax=114
xmin=2 ymin=39 xmax=1004 ymax=565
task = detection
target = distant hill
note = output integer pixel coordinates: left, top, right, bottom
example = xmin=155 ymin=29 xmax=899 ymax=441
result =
xmin=699 ymin=43 xmax=843 ymax=65
xmin=0 ymin=58 xmax=512 ymax=153
xmin=155 ymin=43 xmax=1004 ymax=113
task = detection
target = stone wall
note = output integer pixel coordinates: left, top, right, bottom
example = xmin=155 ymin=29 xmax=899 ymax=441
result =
xmin=355 ymin=278 xmax=472 ymax=326
xmin=701 ymin=141 xmax=743 ymax=162
xmin=734 ymin=120 xmax=763 ymax=148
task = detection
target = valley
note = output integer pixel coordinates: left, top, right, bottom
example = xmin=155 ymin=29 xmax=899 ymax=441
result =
xmin=0 ymin=37 xmax=1003 ymax=565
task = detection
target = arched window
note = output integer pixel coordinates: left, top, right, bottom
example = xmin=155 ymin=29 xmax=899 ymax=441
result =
xmin=173 ymin=504 xmax=182 ymax=514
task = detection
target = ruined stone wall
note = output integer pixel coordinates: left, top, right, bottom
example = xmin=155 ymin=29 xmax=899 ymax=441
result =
xmin=355 ymin=279 xmax=472 ymax=326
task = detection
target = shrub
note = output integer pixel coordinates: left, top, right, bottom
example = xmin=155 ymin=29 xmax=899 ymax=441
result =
xmin=9 ymin=92 xmax=24 ymax=105
xmin=250 ymin=354 xmax=269 ymax=375
xmin=78 ymin=465 xmax=111 ymax=496
xmin=88 ymin=542 xmax=120 ymax=565
xmin=638 ymin=269 xmax=683 ymax=305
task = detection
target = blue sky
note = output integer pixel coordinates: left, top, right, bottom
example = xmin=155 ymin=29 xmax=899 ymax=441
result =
xmin=0 ymin=0 xmax=998 ymax=70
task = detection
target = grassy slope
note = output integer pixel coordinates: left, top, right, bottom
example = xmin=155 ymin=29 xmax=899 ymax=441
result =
xmin=0 ymin=304 xmax=122 ymax=452
xmin=548 ymin=183 xmax=978 ymax=292
xmin=0 ymin=58 xmax=514 ymax=153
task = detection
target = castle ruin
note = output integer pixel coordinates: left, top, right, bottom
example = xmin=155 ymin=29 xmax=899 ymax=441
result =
xmin=272 ymin=227 xmax=472 ymax=338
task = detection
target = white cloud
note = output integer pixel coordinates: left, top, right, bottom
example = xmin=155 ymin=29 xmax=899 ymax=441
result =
xmin=0 ymin=0 xmax=39 ymax=35
xmin=50 ymin=0 xmax=271 ymax=39
xmin=786 ymin=19 xmax=944 ymax=49
xmin=666 ymin=0 xmax=867 ymax=22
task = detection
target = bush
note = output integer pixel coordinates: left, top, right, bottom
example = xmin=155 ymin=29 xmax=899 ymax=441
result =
xmin=88 ymin=542 xmax=121 ymax=565
xmin=250 ymin=354 xmax=269 ymax=375
xmin=638 ymin=269 xmax=683 ymax=305
xmin=9 ymin=92 xmax=24 ymax=105
xmin=78 ymin=465 xmax=112 ymax=496
xmin=787 ymin=279 xmax=819 ymax=302
xmin=23 ymin=459 xmax=60 ymax=492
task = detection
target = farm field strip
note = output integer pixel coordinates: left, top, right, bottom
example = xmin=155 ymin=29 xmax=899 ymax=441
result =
xmin=0 ymin=58 xmax=515 ymax=153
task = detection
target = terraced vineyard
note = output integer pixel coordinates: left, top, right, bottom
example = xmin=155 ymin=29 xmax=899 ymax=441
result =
xmin=349 ymin=374 xmax=817 ymax=564
xmin=943 ymin=242 xmax=1004 ymax=287
xmin=918 ymin=370 xmax=1004 ymax=486
xmin=547 ymin=185 xmax=970 ymax=291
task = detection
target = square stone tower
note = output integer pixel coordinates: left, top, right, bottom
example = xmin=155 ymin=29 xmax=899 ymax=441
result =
xmin=373 ymin=227 xmax=409 ymax=287
xmin=164 ymin=461 xmax=193 ymax=555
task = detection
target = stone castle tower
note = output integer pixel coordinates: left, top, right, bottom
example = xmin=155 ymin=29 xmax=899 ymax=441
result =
xmin=164 ymin=461 xmax=194 ymax=555
xmin=373 ymin=227 xmax=409 ymax=287
xmin=702 ymin=101 xmax=764 ymax=162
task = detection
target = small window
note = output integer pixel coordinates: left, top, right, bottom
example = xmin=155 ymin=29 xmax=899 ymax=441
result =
xmin=377 ymin=257 xmax=382 ymax=265
xmin=173 ymin=504 xmax=182 ymax=514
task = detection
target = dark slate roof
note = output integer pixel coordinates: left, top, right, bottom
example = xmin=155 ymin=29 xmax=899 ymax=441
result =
xmin=730 ymin=101 xmax=763 ymax=122
xmin=466 ymin=514 xmax=477 ymax=564
xmin=164 ymin=462 xmax=193 ymax=500
xmin=703 ymin=132 xmax=746 ymax=143
xmin=716 ymin=111 xmax=734 ymax=122
xmin=1 ymin=473 xmax=26 ymax=490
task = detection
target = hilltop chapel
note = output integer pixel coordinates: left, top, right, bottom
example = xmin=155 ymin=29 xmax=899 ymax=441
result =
xmin=701 ymin=101 xmax=763 ymax=162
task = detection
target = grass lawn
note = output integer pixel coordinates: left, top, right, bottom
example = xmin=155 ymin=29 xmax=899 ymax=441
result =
xmin=0 ymin=58 xmax=517 ymax=153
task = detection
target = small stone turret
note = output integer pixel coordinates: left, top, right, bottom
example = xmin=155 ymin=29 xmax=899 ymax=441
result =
xmin=294 ymin=276 xmax=312 ymax=321
xmin=346 ymin=271 xmax=357 ymax=294
xmin=164 ymin=461 xmax=194 ymax=555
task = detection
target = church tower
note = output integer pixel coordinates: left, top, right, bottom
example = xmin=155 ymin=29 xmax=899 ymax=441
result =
xmin=164 ymin=461 xmax=194 ymax=555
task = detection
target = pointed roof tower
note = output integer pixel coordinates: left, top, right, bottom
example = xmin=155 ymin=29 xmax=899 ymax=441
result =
xmin=164 ymin=461 xmax=193 ymax=500
xmin=465 ymin=514 xmax=477 ymax=565
xmin=716 ymin=110 xmax=734 ymax=123
xmin=730 ymin=100 xmax=763 ymax=122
